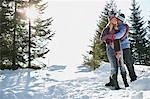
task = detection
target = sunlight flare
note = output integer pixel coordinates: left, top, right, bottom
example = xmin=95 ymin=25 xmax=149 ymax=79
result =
xmin=26 ymin=6 xmax=39 ymax=21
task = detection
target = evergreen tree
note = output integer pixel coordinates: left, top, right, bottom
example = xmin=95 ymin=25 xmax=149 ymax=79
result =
xmin=13 ymin=0 xmax=55 ymax=68
xmin=129 ymin=0 xmax=149 ymax=65
xmin=26 ymin=0 xmax=55 ymax=68
xmin=13 ymin=0 xmax=29 ymax=68
xmin=0 ymin=0 xmax=54 ymax=69
xmin=0 ymin=0 xmax=15 ymax=69
xmin=83 ymin=0 xmax=117 ymax=69
xmin=145 ymin=14 xmax=150 ymax=65
xmin=148 ymin=19 xmax=150 ymax=39
xmin=0 ymin=0 xmax=2 ymax=67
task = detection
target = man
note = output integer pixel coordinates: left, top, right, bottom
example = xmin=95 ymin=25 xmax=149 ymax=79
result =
xmin=105 ymin=13 xmax=137 ymax=87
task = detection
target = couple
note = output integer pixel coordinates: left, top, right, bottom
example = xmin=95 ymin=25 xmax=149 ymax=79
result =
xmin=101 ymin=13 xmax=137 ymax=90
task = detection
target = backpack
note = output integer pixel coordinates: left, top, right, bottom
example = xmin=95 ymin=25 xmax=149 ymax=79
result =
xmin=120 ymin=24 xmax=129 ymax=41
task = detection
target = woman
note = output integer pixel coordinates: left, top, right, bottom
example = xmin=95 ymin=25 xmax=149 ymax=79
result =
xmin=101 ymin=16 xmax=129 ymax=90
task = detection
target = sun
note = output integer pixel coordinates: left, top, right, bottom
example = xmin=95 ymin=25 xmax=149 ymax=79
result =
xmin=26 ymin=6 xmax=39 ymax=21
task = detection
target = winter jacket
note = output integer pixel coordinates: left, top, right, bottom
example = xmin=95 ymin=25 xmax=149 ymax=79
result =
xmin=101 ymin=22 xmax=130 ymax=49
xmin=101 ymin=27 xmax=116 ymax=45
xmin=114 ymin=23 xmax=130 ymax=49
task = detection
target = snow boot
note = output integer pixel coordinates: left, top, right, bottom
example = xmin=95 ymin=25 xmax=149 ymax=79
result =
xmin=127 ymin=67 xmax=137 ymax=82
xmin=112 ymin=73 xmax=120 ymax=90
xmin=130 ymin=75 xmax=137 ymax=82
xmin=105 ymin=77 xmax=114 ymax=87
xmin=121 ymin=72 xmax=129 ymax=87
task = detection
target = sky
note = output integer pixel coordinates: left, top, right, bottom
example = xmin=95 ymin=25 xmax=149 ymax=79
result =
xmin=42 ymin=0 xmax=150 ymax=66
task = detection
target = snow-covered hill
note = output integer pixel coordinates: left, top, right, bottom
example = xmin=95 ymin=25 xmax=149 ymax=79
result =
xmin=0 ymin=62 xmax=150 ymax=99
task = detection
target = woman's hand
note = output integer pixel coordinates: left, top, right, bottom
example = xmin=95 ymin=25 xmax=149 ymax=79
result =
xmin=110 ymin=17 xmax=117 ymax=25
xmin=110 ymin=17 xmax=118 ymax=30
xmin=109 ymin=23 xmax=113 ymax=32
xmin=114 ymin=24 xmax=119 ymax=30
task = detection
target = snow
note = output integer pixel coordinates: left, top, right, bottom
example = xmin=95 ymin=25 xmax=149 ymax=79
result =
xmin=0 ymin=62 xmax=150 ymax=99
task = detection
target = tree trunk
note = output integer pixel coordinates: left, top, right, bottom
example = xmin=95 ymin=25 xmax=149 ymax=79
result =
xmin=28 ymin=19 xmax=31 ymax=68
xmin=0 ymin=0 xmax=2 ymax=68
xmin=28 ymin=0 xmax=31 ymax=68
xmin=12 ymin=0 xmax=17 ymax=69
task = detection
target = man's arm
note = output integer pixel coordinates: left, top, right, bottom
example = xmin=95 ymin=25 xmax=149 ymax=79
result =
xmin=114 ymin=25 xmax=126 ymax=40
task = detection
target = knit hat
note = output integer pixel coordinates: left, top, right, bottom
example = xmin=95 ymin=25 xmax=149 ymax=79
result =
xmin=108 ymin=16 xmax=116 ymax=21
xmin=116 ymin=13 xmax=125 ymax=22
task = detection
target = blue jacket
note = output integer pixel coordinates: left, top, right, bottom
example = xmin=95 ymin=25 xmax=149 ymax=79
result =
xmin=114 ymin=22 xmax=130 ymax=49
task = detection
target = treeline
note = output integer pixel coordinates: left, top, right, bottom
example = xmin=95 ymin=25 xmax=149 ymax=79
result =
xmin=84 ymin=0 xmax=150 ymax=69
xmin=0 ymin=0 xmax=54 ymax=70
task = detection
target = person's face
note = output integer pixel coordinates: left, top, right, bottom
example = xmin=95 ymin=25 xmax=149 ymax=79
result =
xmin=110 ymin=17 xmax=118 ymax=25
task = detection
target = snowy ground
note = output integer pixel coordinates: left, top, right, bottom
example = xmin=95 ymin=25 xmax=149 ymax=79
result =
xmin=0 ymin=62 xmax=150 ymax=99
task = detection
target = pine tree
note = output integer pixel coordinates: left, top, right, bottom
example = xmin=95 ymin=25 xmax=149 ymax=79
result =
xmin=0 ymin=0 xmax=2 ymax=67
xmin=13 ymin=0 xmax=54 ymax=68
xmin=13 ymin=0 xmax=29 ymax=69
xmin=83 ymin=0 xmax=117 ymax=69
xmin=26 ymin=0 xmax=54 ymax=68
xmin=145 ymin=14 xmax=150 ymax=65
xmin=0 ymin=0 xmax=15 ymax=69
xmin=0 ymin=0 xmax=54 ymax=69
xmin=129 ymin=0 xmax=149 ymax=65
xmin=148 ymin=18 xmax=150 ymax=39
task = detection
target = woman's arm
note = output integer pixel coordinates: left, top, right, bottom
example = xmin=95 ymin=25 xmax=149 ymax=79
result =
xmin=101 ymin=27 xmax=111 ymax=42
